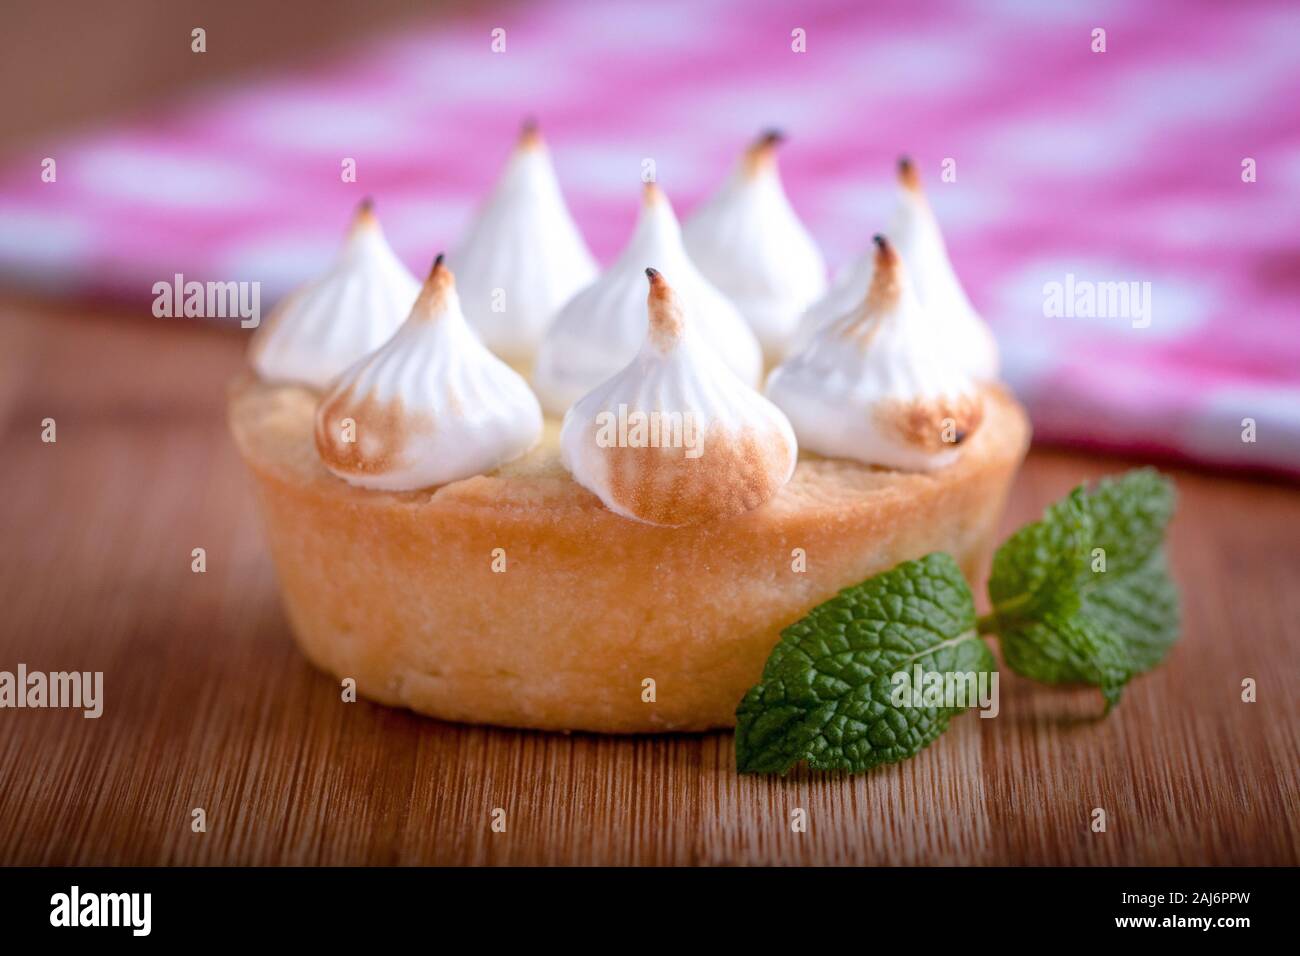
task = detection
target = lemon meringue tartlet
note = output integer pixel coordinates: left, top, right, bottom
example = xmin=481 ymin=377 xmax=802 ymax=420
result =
xmin=230 ymin=206 xmax=1029 ymax=734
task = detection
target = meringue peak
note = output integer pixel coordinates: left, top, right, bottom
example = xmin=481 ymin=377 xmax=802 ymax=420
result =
xmin=531 ymin=183 xmax=762 ymax=415
xmin=829 ymin=235 xmax=914 ymax=351
xmin=644 ymin=267 xmax=685 ymax=349
xmin=768 ymin=246 xmax=984 ymax=472
xmin=249 ymin=203 xmax=420 ymax=389
xmin=517 ymin=116 xmax=543 ymax=151
xmin=793 ymin=157 xmax=1000 ymax=379
xmin=642 ymin=179 xmax=666 ymax=207
xmin=450 ymin=123 xmax=597 ymax=364
xmin=411 ymin=253 xmax=454 ymax=319
xmin=886 ymin=156 xmax=1000 ymax=380
xmin=352 ymin=195 xmax=376 ymax=223
xmin=560 ymin=269 xmax=797 ymax=526
xmin=338 ymin=198 xmax=401 ymax=268
xmin=743 ymin=129 xmax=785 ymax=176
xmin=897 ymin=155 xmax=922 ymax=193
xmin=865 ymin=234 xmax=904 ymax=312
xmin=683 ymin=132 xmax=826 ymax=361
xmin=342 ymin=197 xmax=384 ymax=245
xmin=314 ymin=250 xmax=543 ymax=491
xmin=635 ymin=180 xmax=680 ymax=234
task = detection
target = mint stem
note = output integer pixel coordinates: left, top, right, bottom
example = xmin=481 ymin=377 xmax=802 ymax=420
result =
xmin=978 ymin=591 xmax=1032 ymax=635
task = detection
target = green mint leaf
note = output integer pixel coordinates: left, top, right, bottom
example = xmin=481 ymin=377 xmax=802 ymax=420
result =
xmin=988 ymin=487 xmax=1091 ymax=622
xmin=1078 ymin=468 xmax=1177 ymax=576
xmin=1076 ymin=549 xmax=1180 ymax=673
xmin=998 ymin=614 xmax=1132 ymax=708
xmin=735 ymin=553 xmax=997 ymax=774
xmin=989 ymin=469 xmax=1179 ymax=708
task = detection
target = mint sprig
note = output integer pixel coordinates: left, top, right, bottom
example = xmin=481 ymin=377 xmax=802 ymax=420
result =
xmin=735 ymin=469 xmax=1179 ymax=774
xmin=986 ymin=468 xmax=1178 ymax=708
xmin=736 ymin=554 xmax=996 ymax=774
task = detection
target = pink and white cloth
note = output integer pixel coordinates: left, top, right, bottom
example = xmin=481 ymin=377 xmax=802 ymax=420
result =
xmin=1 ymin=0 xmax=1297 ymax=473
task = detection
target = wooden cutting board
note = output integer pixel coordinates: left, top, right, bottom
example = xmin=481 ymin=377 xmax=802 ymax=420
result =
xmin=1 ymin=299 xmax=1296 ymax=866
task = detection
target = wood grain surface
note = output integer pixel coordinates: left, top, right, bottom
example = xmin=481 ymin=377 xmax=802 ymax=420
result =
xmin=1 ymin=299 xmax=1297 ymax=866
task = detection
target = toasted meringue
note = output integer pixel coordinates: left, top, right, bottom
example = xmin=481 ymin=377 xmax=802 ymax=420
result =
xmin=790 ymin=243 xmax=877 ymax=355
xmin=533 ymin=183 xmax=763 ymax=415
xmin=560 ymin=269 xmax=796 ymax=527
xmin=887 ymin=157 xmax=999 ymax=379
xmin=682 ymin=131 xmax=827 ymax=361
xmin=450 ymin=121 xmax=597 ymax=364
xmin=792 ymin=160 xmax=1000 ymax=377
xmin=767 ymin=236 xmax=983 ymax=472
xmin=249 ymin=200 xmax=420 ymax=388
xmin=314 ymin=255 xmax=543 ymax=490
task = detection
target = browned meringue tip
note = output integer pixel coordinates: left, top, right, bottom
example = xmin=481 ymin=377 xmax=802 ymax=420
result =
xmin=866 ymin=234 xmax=904 ymax=311
xmin=350 ymin=196 xmax=378 ymax=230
xmin=641 ymin=180 xmax=664 ymax=206
xmin=873 ymin=233 xmax=898 ymax=265
xmin=413 ymin=252 xmax=455 ymax=317
xmin=831 ymin=239 xmax=903 ymax=348
xmin=897 ymin=155 xmax=922 ymax=192
xmin=743 ymin=128 xmax=785 ymax=175
xmin=518 ymin=116 xmax=543 ymax=150
xmin=645 ymin=267 xmax=685 ymax=346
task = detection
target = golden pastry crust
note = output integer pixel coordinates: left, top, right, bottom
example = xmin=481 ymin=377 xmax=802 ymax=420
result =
xmin=228 ymin=375 xmax=1030 ymax=732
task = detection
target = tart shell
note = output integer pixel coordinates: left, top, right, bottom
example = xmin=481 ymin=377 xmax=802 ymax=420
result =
xmin=228 ymin=376 xmax=1030 ymax=733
